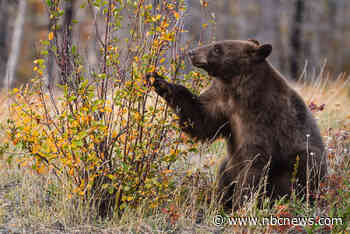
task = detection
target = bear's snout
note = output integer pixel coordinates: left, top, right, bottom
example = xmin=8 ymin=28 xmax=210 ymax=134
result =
xmin=188 ymin=49 xmax=208 ymax=68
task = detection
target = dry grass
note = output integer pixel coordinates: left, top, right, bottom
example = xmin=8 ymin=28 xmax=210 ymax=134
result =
xmin=294 ymin=71 xmax=350 ymax=128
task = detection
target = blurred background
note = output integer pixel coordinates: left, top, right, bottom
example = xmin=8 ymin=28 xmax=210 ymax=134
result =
xmin=0 ymin=0 xmax=350 ymax=88
xmin=185 ymin=0 xmax=350 ymax=81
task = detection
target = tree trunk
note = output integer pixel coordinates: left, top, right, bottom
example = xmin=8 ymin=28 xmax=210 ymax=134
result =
xmin=64 ymin=0 xmax=75 ymax=42
xmin=290 ymin=0 xmax=304 ymax=81
xmin=58 ymin=0 xmax=76 ymax=86
xmin=0 ymin=0 xmax=9 ymax=86
xmin=3 ymin=0 xmax=27 ymax=89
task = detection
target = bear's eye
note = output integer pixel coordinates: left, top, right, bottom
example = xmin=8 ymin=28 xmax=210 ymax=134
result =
xmin=213 ymin=45 xmax=222 ymax=55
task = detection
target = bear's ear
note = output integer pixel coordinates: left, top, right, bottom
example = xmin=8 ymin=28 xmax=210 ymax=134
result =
xmin=255 ymin=44 xmax=272 ymax=62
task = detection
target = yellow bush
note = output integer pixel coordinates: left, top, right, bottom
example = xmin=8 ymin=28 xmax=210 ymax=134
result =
xmin=5 ymin=0 xmax=201 ymax=218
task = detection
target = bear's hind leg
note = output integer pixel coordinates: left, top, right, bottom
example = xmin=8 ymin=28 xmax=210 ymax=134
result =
xmin=217 ymin=155 xmax=270 ymax=211
xmin=217 ymin=156 xmax=235 ymax=211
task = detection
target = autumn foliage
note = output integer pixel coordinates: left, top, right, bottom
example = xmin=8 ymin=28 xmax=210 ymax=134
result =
xmin=5 ymin=0 xmax=204 ymax=218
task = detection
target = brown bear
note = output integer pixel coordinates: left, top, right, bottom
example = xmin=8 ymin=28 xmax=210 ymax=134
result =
xmin=146 ymin=39 xmax=327 ymax=210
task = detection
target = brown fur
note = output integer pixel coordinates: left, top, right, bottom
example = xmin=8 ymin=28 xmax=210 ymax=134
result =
xmin=147 ymin=40 xmax=327 ymax=210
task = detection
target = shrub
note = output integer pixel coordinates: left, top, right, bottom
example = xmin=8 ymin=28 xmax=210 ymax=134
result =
xmin=5 ymin=0 xmax=204 ymax=219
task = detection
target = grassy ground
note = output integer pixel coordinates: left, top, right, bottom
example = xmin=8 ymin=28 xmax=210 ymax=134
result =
xmin=1 ymin=75 xmax=350 ymax=233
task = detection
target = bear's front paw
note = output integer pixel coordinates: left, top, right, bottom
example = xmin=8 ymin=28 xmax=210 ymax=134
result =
xmin=145 ymin=72 xmax=163 ymax=86
xmin=145 ymin=72 xmax=171 ymax=97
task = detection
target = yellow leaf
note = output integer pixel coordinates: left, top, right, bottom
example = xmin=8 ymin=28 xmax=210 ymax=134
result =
xmin=73 ymin=187 xmax=80 ymax=194
xmin=163 ymin=169 xmax=173 ymax=174
xmin=134 ymin=112 xmax=141 ymax=121
xmin=160 ymin=20 xmax=169 ymax=29
xmin=37 ymin=165 xmax=48 ymax=175
xmin=159 ymin=58 xmax=166 ymax=64
xmin=152 ymin=14 xmax=162 ymax=22
xmin=168 ymin=4 xmax=175 ymax=10
xmin=69 ymin=168 xmax=74 ymax=176
xmin=48 ymin=31 xmax=54 ymax=41
xmin=32 ymin=144 xmax=39 ymax=154
xmin=173 ymin=11 xmax=179 ymax=20
xmin=20 ymin=160 xmax=28 ymax=168
xmin=79 ymin=179 xmax=85 ymax=189
xmin=105 ymin=106 xmax=112 ymax=113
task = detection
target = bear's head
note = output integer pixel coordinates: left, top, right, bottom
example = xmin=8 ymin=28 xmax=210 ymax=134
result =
xmin=188 ymin=40 xmax=272 ymax=80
